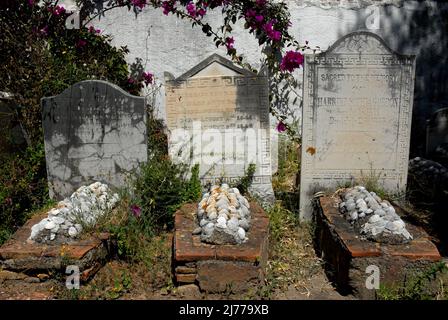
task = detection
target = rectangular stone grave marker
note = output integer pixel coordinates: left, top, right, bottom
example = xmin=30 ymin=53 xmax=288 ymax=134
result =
xmin=165 ymin=54 xmax=274 ymax=203
xmin=300 ymin=31 xmax=416 ymax=220
xmin=42 ymin=80 xmax=147 ymax=199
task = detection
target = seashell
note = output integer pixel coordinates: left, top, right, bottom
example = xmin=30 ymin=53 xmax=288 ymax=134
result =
xmin=68 ymin=227 xmax=78 ymax=237
xmin=208 ymin=211 xmax=217 ymax=220
xmin=216 ymin=217 xmax=227 ymax=229
xmin=227 ymin=218 xmax=239 ymax=232
xmin=45 ymin=221 xmax=56 ymax=230
xmin=237 ymin=228 xmax=246 ymax=241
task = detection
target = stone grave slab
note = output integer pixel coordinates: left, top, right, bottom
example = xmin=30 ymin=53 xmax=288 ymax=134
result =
xmin=314 ymin=196 xmax=441 ymax=299
xmin=300 ymin=31 xmax=416 ymax=220
xmin=173 ymin=202 xmax=269 ymax=293
xmin=0 ymin=211 xmax=110 ymax=281
xmin=42 ymin=80 xmax=147 ymax=200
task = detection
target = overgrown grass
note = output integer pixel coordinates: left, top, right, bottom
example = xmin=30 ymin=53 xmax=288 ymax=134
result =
xmin=377 ymin=262 xmax=448 ymax=300
xmin=272 ymin=137 xmax=299 ymax=193
xmin=253 ymin=202 xmax=323 ymax=299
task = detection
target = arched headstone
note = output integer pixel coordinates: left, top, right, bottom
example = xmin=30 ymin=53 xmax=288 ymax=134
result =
xmin=42 ymin=80 xmax=147 ymax=199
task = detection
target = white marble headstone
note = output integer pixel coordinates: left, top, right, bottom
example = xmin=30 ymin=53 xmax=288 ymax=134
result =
xmin=300 ymin=32 xmax=416 ymax=220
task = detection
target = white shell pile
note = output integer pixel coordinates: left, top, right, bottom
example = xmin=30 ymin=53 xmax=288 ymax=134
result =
xmin=339 ymin=186 xmax=412 ymax=244
xmin=28 ymin=182 xmax=119 ymax=243
xmin=195 ymin=184 xmax=251 ymax=245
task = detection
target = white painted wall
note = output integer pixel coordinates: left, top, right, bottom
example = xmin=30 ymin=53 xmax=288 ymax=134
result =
xmin=60 ymin=0 xmax=448 ymax=155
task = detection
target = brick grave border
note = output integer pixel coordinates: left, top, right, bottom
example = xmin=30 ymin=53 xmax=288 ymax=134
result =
xmin=173 ymin=202 xmax=269 ymax=293
xmin=314 ymin=196 xmax=441 ymax=299
xmin=0 ymin=212 xmax=111 ymax=281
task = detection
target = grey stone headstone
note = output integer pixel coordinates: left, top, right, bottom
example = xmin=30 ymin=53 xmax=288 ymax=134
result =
xmin=165 ymin=54 xmax=275 ymax=205
xmin=42 ymin=80 xmax=147 ymax=200
xmin=300 ymin=31 xmax=416 ymax=220
xmin=426 ymin=107 xmax=448 ymax=156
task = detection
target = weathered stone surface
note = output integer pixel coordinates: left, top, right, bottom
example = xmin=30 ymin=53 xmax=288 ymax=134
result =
xmin=176 ymin=284 xmax=202 ymax=299
xmin=42 ymin=80 xmax=147 ymax=200
xmin=197 ymin=260 xmax=262 ymax=293
xmin=300 ymin=32 xmax=416 ymax=220
xmin=176 ymin=273 xmax=197 ymax=284
xmin=173 ymin=201 xmax=269 ymax=293
xmin=315 ymin=196 xmax=441 ymax=299
xmin=0 ymin=212 xmax=111 ymax=278
xmin=165 ymin=54 xmax=274 ymax=205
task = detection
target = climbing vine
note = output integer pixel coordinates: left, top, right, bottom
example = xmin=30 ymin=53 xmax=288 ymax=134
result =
xmin=76 ymin=0 xmax=315 ymax=141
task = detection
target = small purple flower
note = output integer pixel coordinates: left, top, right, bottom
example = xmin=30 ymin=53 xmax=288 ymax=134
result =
xmin=186 ymin=2 xmax=196 ymax=17
xmin=40 ymin=25 xmax=49 ymax=36
xmin=130 ymin=204 xmax=142 ymax=218
xmin=142 ymin=72 xmax=154 ymax=85
xmin=225 ymin=37 xmax=234 ymax=50
xmin=276 ymin=121 xmax=287 ymax=133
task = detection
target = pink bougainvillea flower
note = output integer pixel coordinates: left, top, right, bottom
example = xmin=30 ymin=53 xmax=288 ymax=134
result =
xmin=161 ymin=0 xmax=176 ymax=15
xmin=128 ymin=77 xmax=136 ymax=84
xmin=196 ymin=8 xmax=206 ymax=18
xmin=262 ymin=20 xmax=281 ymax=41
xmin=130 ymin=204 xmax=142 ymax=218
xmin=245 ymin=9 xmax=256 ymax=18
xmin=225 ymin=36 xmax=234 ymax=50
xmin=270 ymin=30 xmax=281 ymax=41
xmin=186 ymin=2 xmax=196 ymax=17
xmin=131 ymin=0 xmax=147 ymax=9
xmin=143 ymin=72 xmax=154 ymax=85
xmin=256 ymin=0 xmax=267 ymax=6
xmin=51 ymin=5 xmax=66 ymax=16
xmin=88 ymin=26 xmax=101 ymax=34
xmin=255 ymin=15 xmax=264 ymax=23
xmin=276 ymin=121 xmax=287 ymax=133
xmin=40 ymin=25 xmax=49 ymax=36
xmin=280 ymin=51 xmax=304 ymax=72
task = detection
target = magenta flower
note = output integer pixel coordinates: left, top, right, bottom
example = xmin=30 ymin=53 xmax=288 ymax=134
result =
xmin=161 ymin=0 xmax=176 ymax=15
xmin=196 ymin=8 xmax=206 ymax=18
xmin=40 ymin=25 xmax=49 ymax=36
xmin=128 ymin=77 xmax=135 ymax=84
xmin=262 ymin=20 xmax=281 ymax=42
xmin=131 ymin=0 xmax=147 ymax=9
xmin=51 ymin=5 xmax=66 ymax=16
xmin=245 ymin=9 xmax=256 ymax=18
xmin=255 ymin=15 xmax=264 ymax=23
xmin=143 ymin=72 xmax=154 ymax=85
xmin=88 ymin=26 xmax=101 ymax=34
xmin=225 ymin=37 xmax=234 ymax=50
xmin=256 ymin=0 xmax=267 ymax=6
xmin=130 ymin=204 xmax=142 ymax=218
xmin=276 ymin=121 xmax=287 ymax=133
xmin=280 ymin=51 xmax=304 ymax=72
xmin=186 ymin=2 xmax=196 ymax=17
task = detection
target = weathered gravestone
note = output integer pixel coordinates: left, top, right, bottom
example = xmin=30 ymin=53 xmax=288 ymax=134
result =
xmin=42 ymin=80 xmax=147 ymax=199
xmin=165 ymin=54 xmax=274 ymax=204
xmin=300 ymin=31 xmax=416 ymax=220
xmin=426 ymin=107 xmax=448 ymax=156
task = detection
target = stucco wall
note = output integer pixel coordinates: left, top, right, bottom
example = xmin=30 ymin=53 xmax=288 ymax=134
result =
xmin=75 ymin=0 xmax=447 ymax=156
